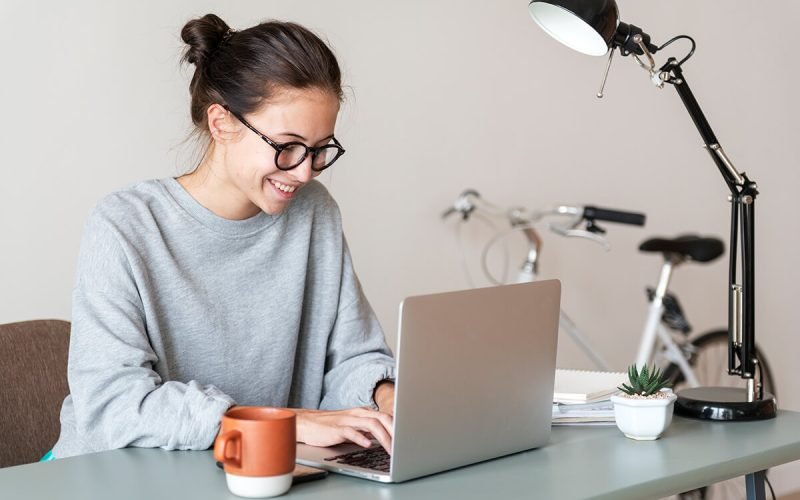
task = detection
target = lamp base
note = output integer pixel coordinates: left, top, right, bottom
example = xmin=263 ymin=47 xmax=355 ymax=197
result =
xmin=675 ymin=387 xmax=776 ymax=421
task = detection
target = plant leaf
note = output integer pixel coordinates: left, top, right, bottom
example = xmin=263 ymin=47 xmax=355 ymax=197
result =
xmin=635 ymin=367 xmax=645 ymax=390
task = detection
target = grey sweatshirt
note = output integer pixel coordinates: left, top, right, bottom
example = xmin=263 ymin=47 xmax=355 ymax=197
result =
xmin=52 ymin=178 xmax=395 ymax=459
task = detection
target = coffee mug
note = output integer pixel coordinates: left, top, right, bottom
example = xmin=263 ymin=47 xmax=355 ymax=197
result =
xmin=214 ymin=406 xmax=296 ymax=498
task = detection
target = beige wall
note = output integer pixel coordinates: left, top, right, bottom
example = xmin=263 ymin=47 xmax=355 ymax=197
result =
xmin=2 ymin=0 xmax=798 ymax=494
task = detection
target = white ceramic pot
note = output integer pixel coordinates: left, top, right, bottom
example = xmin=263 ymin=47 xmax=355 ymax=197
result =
xmin=611 ymin=389 xmax=677 ymax=440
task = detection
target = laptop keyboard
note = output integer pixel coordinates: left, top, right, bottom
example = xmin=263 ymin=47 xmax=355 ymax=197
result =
xmin=324 ymin=446 xmax=391 ymax=472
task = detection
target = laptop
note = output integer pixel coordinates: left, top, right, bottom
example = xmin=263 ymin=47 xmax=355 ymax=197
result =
xmin=296 ymin=280 xmax=561 ymax=483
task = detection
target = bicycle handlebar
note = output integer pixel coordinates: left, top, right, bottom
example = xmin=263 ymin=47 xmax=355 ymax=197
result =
xmin=442 ymin=190 xmax=647 ymax=233
xmin=582 ymin=206 xmax=646 ymax=226
xmin=443 ymin=190 xmax=647 ymax=283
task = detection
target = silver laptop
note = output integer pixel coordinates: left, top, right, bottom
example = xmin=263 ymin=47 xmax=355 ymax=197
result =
xmin=296 ymin=280 xmax=561 ymax=483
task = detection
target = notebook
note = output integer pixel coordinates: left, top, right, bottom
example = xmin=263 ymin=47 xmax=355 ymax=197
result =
xmin=553 ymin=369 xmax=627 ymax=404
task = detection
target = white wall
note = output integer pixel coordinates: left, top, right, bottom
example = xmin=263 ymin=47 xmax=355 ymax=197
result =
xmin=2 ymin=0 xmax=798 ymax=494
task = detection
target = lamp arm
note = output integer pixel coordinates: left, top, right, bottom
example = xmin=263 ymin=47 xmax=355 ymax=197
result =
xmin=664 ymin=59 xmax=759 ymax=387
xmin=667 ymin=61 xmax=744 ymax=192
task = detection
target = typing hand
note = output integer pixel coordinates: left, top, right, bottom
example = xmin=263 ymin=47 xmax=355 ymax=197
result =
xmin=293 ymin=408 xmax=394 ymax=454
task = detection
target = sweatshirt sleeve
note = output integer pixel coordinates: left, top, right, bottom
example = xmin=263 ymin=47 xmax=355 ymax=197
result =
xmin=319 ymin=237 xmax=396 ymax=410
xmin=66 ymin=212 xmax=234 ymax=454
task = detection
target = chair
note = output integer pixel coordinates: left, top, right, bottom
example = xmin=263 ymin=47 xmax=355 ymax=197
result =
xmin=0 ymin=320 xmax=70 ymax=468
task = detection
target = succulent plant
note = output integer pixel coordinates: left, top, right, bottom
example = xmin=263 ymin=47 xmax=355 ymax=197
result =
xmin=618 ymin=364 xmax=671 ymax=397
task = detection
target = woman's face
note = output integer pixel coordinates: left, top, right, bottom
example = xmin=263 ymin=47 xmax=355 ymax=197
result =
xmin=224 ymin=87 xmax=340 ymax=215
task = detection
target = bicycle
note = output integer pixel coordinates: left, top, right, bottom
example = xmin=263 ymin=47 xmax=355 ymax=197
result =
xmin=442 ymin=189 xmax=777 ymax=499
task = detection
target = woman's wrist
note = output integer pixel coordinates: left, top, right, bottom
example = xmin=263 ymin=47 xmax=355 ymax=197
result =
xmin=373 ymin=380 xmax=395 ymax=413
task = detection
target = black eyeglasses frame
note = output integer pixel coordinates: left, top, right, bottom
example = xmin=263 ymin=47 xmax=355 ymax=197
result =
xmin=224 ymin=106 xmax=345 ymax=172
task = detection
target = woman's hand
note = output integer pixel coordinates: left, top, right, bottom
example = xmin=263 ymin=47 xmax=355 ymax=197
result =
xmin=293 ymin=407 xmax=394 ymax=453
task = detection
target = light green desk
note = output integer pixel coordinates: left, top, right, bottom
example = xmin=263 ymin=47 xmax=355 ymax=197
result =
xmin=3 ymin=412 xmax=800 ymax=500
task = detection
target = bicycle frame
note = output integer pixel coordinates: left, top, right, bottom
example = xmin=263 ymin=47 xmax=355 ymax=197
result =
xmin=637 ymin=257 xmax=700 ymax=387
xmin=515 ymin=224 xmax=701 ymax=388
xmin=444 ymin=191 xmax=703 ymax=387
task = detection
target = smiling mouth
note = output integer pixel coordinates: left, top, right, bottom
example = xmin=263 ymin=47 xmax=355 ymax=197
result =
xmin=269 ymin=179 xmax=299 ymax=194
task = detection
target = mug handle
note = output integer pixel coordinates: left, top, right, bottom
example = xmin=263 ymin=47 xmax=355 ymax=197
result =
xmin=213 ymin=430 xmax=242 ymax=469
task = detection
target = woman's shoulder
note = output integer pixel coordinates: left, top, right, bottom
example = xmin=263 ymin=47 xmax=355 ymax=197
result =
xmin=87 ymin=179 xmax=172 ymax=230
xmin=292 ymin=180 xmax=341 ymax=219
xmin=296 ymin=180 xmax=337 ymax=207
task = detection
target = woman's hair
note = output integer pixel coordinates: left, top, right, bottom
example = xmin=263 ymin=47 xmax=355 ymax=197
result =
xmin=181 ymin=13 xmax=343 ymax=134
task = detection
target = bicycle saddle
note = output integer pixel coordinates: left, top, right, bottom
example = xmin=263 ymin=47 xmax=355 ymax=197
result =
xmin=639 ymin=235 xmax=724 ymax=262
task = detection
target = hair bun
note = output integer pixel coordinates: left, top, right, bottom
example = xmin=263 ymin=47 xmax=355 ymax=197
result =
xmin=181 ymin=14 xmax=232 ymax=67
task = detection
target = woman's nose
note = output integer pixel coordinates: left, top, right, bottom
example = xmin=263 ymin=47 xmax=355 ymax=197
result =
xmin=291 ymin=156 xmax=315 ymax=183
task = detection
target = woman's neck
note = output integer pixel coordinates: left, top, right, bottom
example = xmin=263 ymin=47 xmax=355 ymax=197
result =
xmin=177 ymin=151 xmax=262 ymax=221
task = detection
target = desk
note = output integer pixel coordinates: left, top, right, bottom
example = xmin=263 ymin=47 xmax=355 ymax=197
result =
xmin=3 ymin=411 xmax=800 ymax=500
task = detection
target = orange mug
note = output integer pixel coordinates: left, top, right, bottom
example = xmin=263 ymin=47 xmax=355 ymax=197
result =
xmin=214 ymin=407 xmax=296 ymax=498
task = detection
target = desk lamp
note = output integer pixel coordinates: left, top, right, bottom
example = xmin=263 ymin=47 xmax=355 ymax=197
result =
xmin=527 ymin=0 xmax=776 ymax=421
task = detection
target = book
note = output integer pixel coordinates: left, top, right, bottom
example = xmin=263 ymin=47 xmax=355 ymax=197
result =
xmin=553 ymin=368 xmax=627 ymax=404
xmin=552 ymin=400 xmax=616 ymax=426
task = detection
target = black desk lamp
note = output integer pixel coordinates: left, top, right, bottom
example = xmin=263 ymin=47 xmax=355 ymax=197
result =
xmin=527 ymin=0 xmax=776 ymax=421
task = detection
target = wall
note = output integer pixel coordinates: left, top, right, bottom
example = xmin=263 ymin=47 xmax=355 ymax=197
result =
xmin=1 ymin=0 xmax=797 ymax=494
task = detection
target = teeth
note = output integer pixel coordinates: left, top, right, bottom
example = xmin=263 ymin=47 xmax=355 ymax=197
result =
xmin=270 ymin=180 xmax=296 ymax=193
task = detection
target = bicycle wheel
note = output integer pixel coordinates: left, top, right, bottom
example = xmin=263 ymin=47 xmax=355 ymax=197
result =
xmin=666 ymin=329 xmax=777 ymax=397
xmin=666 ymin=329 xmax=777 ymax=500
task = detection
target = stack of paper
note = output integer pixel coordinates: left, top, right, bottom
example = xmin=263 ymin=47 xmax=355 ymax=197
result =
xmin=552 ymin=400 xmax=615 ymax=426
xmin=552 ymin=369 xmax=627 ymax=426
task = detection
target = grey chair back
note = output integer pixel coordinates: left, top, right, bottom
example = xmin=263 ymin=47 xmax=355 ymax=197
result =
xmin=0 ymin=320 xmax=70 ymax=468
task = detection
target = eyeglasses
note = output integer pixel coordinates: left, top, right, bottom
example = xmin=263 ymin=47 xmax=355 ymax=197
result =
xmin=225 ymin=107 xmax=345 ymax=172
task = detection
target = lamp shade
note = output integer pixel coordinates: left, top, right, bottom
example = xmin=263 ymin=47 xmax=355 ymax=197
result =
xmin=528 ymin=0 xmax=619 ymax=56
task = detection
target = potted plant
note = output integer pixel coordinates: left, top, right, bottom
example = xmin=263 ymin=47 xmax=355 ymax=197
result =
xmin=611 ymin=364 xmax=677 ymax=440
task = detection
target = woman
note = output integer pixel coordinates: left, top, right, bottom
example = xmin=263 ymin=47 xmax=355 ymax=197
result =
xmin=50 ymin=14 xmax=395 ymax=460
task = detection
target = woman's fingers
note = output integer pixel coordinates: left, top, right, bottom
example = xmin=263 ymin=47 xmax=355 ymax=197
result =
xmin=341 ymin=415 xmax=392 ymax=453
xmin=294 ymin=407 xmax=395 ymax=453
xmin=340 ymin=426 xmax=372 ymax=449
xmin=352 ymin=407 xmax=394 ymax=438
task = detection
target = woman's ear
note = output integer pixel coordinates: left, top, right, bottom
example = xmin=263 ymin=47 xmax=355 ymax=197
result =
xmin=206 ymin=103 xmax=239 ymax=143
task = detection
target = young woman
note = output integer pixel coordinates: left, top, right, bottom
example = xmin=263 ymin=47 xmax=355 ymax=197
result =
xmin=50 ymin=14 xmax=396 ymax=459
